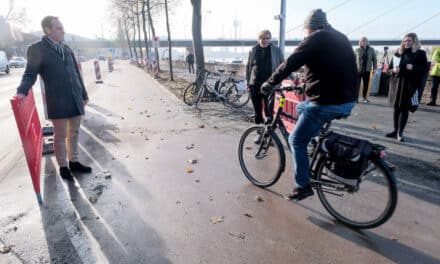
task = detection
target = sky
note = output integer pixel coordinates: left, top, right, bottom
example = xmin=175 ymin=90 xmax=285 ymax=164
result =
xmin=1 ymin=0 xmax=440 ymax=40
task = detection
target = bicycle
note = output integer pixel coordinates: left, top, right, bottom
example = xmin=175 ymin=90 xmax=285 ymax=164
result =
xmin=237 ymin=85 xmax=398 ymax=229
xmin=183 ymin=69 xmax=249 ymax=109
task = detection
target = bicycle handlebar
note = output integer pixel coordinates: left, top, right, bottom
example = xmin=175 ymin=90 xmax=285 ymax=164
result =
xmin=272 ymin=85 xmax=305 ymax=94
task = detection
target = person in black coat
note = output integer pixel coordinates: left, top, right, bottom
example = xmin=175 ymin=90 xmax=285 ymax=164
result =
xmin=386 ymin=32 xmax=427 ymax=142
xmin=16 ymin=16 xmax=91 ymax=181
xmin=185 ymin=51 xmax=195 ymax=74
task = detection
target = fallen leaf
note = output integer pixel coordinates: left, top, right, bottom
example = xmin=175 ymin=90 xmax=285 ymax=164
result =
xmin=186 ymin=168 xmax=194 ymax=173
xmin=121 ymin=116 xmax=125 ymax=120
xmin=209 ymin=216 xmax=224 ymax=224
xmin=228 ymin=232 xmax=245 ymax=239
xmin=0 ymin=245 xmax=12 ymax=254
xmin=244 ymin=213 xmax=253 ymax=218
xmin=390 ymin=236 xmax=398 ymax=241
xmin=194 ymin=179 xmax=200 ymax=182
xmin=187 ymin=159 xmax=197 ymax=164
xmin=89 ymin=195 xmax=98 ymax=204
xmin=199 ymin=124 xmax=205 ymax=128
xmin=128 ymin=107 xmax=133 ymax=110
xmin=255 ymin=196 xmax=264 ymax=202
xmin=185 ymin=144 xmax=195 ymax=150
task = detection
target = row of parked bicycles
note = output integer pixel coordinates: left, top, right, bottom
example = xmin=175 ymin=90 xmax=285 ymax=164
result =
xmin=182 ymin=69 xmax=250 ymax=109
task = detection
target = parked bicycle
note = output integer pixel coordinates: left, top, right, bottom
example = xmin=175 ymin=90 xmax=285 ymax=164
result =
xmin=183 ymin=69 xmax=249 ymax=109
xmin=238 ymin=84 xmax=398 ymax=229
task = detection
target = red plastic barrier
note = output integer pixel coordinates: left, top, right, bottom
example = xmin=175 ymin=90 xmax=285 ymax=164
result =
xmin=274 ymin=79 xmax=306 ymax=133
xmin=10 ymin=89 xmax=43 ymax=204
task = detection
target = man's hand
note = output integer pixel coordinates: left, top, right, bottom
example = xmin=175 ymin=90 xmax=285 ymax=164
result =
xmin=16 ymin=93 xmax=27 ymax=101
xmin=260 ymin=82 xmax=273 ymax=96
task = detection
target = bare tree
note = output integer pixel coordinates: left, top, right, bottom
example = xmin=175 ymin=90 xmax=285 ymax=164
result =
xmin=191 ymin=0 xmax=205 ymax=79
xmin=164 ymin=0 xmax=173 ymax=80
xmin=146 ymin=0 xmax=161 ymax=71
xmin=134 ymin=0 xmax=144 ymax=59
xmin=140 ymin=0 xmax=150 ymax=58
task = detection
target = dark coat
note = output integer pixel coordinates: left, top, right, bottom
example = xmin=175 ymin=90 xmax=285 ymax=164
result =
xmin=246 ymin=43 xmax=284 ymax=86
xmin=267 ymin=27 xmax=358 ymax=105
xmin=388 ymin=49 xmax=427 ymax=111
xmin=17 ymin=37 xmax=88 ymax=119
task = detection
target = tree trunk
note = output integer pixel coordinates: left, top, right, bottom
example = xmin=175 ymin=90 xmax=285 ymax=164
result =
xmin=123 ymin=19 xmax=133 ymax=59
xmin=190 ymin=0 xmax=205 ymax=82
xmin=164 ymin=0 xmax=173 ymax=81
xmin=132 ymin=26 xmax=138 ymax=60
xmin=141 ymin=1 xmax=150 ymax=58
xmin=135 ymin=2 xmax=144 ymax=59
xmin=146 ymin=0 xmax=160 ymax=71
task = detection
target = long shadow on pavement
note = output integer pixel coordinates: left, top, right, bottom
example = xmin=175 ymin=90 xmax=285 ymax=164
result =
xmin=308 ymin=216 xmax=440 ymax=264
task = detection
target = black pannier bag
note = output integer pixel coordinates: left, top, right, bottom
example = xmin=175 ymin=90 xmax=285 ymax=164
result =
xmin=321 ymin=132 xmax=373 ymax=179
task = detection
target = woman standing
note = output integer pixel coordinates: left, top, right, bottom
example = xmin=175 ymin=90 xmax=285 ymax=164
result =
xmin=355 ymin=37 xmax=377 ymax=102
xmin=386 ymin=33 xmax=427 ymax=142
xmin=427 ymin=47 xmax=440 ymax=106
xmin=245 ymin=30 xmax=284 ymax=129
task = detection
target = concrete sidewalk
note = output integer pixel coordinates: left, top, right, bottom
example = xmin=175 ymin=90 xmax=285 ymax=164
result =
xmin=0 ymin=60 xmax=439 ymax=263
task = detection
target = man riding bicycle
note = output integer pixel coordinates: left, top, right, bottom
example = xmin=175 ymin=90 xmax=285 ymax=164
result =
xmin=261 ymin=9 xmax=358 ymax=201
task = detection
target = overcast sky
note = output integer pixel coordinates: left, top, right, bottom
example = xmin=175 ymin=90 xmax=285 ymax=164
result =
xmin=1 ymin=0 xmax=439 ymax=40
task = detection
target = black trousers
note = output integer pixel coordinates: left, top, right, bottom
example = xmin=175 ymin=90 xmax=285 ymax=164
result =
xmin=430 ymin=75 xmax=440 ymax=103
xmin=359 ymin=71 xmax=371 ymax=98
xmin=393 ymin=108 xmax=409 ymax=136
xmin=188 ymin=62 xmax=194 ymax=74
xmin=250 ymin=85 xmax=274 ymax=124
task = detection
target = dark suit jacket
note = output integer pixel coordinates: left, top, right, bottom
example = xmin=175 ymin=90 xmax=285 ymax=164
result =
xmin=17 ymin=37 xmax=88 ymax=119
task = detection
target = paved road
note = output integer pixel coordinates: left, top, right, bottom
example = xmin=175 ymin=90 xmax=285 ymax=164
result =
xmin=0 ymin=61 xmax=439 ymax=263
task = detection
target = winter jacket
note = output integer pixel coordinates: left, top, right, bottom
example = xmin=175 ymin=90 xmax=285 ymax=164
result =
xmin=17 ymin=37 xmax=88 ymax=119
xmin=246 ymin=43 xmax=284 ymax=86
xmin=388 ymin=49 xmax=427 ymax=111
xmin=355 ymin=45 xmax=377 ymax=73
xmin=431 ymin=48 xmax=440 ymax=77
xmin=267 ymin=27 xmax=358 ymax=105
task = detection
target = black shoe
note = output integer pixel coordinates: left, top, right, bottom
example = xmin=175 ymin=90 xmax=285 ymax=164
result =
xmin=397 ymin=135 xmax=405 ymax=142
xmin=385 ymin=131 xmax=397 ymax=138
xmin=426 ymin=101 xmax=436 ymax=106
xmin=283 ymin=185 xmax=314 ymax=201
xmin=69 ymin=161 xmax=92 ymax=173
xmin=60 ymin=167 xmax=74 ymax=181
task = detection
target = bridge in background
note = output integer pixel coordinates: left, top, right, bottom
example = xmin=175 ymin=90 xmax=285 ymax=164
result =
xmin=67 ymin=39 xmax=440 ymax=49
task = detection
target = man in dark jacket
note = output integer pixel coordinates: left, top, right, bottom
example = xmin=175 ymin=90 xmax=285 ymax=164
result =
xmin=16 ymin=16 xmax=91 ymax=181
xmin=261 ymin=9 xmax=357 ymax=200
xmin=185 ymin=52 xmax=195 ymax=74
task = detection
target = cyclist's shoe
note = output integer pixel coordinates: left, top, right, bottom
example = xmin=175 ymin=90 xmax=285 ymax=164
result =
xmin=283 ymin=185 xmax=314 ymax=201
xmin=385 ymin=131 xmax=397 ymax=138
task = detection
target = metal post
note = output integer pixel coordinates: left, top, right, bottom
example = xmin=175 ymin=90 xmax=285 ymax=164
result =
xmin=279 ymin=0 xmax=286 ymax=54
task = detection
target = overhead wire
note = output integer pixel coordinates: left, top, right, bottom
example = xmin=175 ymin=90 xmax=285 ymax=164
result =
xmin=394 ymin=10 xmax=440 ymax=38
xmin=285 ymin=0 xmax=354 ymax=34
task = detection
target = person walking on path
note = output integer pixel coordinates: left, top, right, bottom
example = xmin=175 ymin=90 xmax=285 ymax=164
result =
xmin=185 ymin=51 xmax=195 ymax=74
xmin=355 ymin=37 xmax=377 ymax=103
xmin=16 ymin=16 xmax=92 ymax=181
xmin=427 ymin=47 xmax=440 ymax=106
xmin=260 ymin=9 xmax=357 ymax=200
xmin=246 ymin=29 xmax=284 ymax=130
xmin=386 ymin=32 xmax=427 ymax=142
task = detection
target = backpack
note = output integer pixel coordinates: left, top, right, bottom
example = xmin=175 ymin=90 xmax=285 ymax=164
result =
xmin=320 ymin=132 xmax=373 ymax=180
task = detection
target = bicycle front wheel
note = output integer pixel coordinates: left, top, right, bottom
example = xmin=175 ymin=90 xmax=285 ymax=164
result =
xmin=315 ymin=156 xmax=398 ymax=229
xmin=183 ymin=83 xmax=198 ymax=105
xmin=225 ymin=83 xmax=250 ymax=108
xmin=238 ymin=126 xmax=285 ymax=187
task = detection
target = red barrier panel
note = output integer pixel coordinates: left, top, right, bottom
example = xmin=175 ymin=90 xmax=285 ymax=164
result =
xmin=274 ymin=80 xmax=306 ymax=133
xmin=10 ymin=89 xmax=43 ymax=204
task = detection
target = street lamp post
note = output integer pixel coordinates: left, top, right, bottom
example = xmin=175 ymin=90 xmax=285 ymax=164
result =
xmin=275 ymin=0 xmax=286 ymax=54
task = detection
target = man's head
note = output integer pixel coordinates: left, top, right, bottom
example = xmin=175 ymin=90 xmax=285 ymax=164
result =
xmin=303 ymin=9 xmax=328 ymax=36
xmin=257 ymin=30 xmax=271 ymax=48
xmin=41 ymin=16 xmax=64 ymax=43
xmin=359 ymin=37 xmax=369 ymax=48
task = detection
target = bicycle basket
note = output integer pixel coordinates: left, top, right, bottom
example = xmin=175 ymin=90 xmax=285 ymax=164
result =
xmin=321 ymin=132 xmax=373 ymax=179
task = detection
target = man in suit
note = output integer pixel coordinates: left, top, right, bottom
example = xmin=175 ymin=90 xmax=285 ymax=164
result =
xmin=16 ymin=16 xmax=91 ymax=181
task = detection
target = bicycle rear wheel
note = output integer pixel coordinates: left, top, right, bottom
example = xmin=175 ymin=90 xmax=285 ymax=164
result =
xmin=225 ymin=83 xmax=250 ymax=108
xmin=238 ymin=126 xmax=285 ymax=187
xmin=183 ymin=83 xmax=198 ymax=105
xmin=314 ymin=156 xmax=398 ymax=229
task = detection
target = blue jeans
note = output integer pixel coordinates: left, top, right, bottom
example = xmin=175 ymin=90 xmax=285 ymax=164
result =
xmin=288 ymin=100 xmax=355 ymax=188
